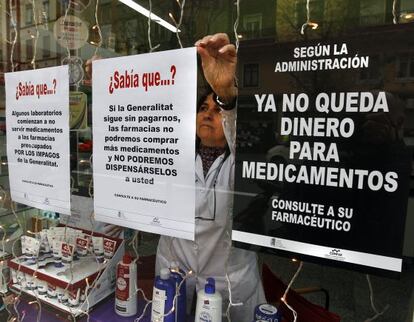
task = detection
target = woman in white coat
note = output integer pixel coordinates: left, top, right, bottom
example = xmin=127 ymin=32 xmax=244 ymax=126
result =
xmin=155 ymin=33 xmax=266 ymax=321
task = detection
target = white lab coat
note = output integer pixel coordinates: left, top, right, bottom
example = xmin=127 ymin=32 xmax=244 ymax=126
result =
xmin=156 ymin=107 xmax=266 ymax=321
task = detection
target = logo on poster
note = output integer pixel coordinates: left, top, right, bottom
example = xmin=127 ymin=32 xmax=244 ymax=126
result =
xmin=151 ymin=217 xmax=161 ymax=226
xmin=330 ymin=249 xmax=342 ymax=256
xmin=269 ymin=237 xmax=286 ymax=249
xmin=325 ymin=248 xmax=346 ymax=261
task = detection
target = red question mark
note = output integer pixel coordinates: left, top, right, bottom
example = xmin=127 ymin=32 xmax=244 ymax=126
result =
xmin=170 ymin=65 xmax=176 ymax=85
xmin=52 ymin=79 xmax=57 ymax=94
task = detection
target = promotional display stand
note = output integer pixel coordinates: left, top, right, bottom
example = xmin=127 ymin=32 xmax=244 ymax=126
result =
xmin=7 ymin=229 xmax=124 ymax=320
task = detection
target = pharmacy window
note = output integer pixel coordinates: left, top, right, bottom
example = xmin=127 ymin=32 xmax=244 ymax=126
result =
xmin=43 ymin=0 xmax=49 ymax=16
xmin=43 ymin=36 xmax=51 ymax=58
xmin=243 ymin=14 xmax=262 ymax=39
xmin=25 ymin=4 xmax=33 ymax=25
xmin=397 ymin=53 xmax=414 ymax=79
xmin=359 ymin=55 xmax=381 ymax=82
xmin=25 ymin=39 xmax=33 ymax=63
xmin=243 ymin=63 xmax=259 ymax=88
xmin=359 ymin=0 xmax=386 ymax=26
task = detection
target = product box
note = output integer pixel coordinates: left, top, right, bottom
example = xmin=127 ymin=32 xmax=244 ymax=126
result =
xmin=0 ymin=251 xmax=11 ymax=294
xmin=31 ymin=216 xmax=49 ymax=233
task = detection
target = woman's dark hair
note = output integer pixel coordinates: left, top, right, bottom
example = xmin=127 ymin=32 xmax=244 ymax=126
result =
xmin=195 ymin=88 xmax=230 ymax=157
xmin=197 ymin=88 xmax=213 ymax=113
xmin=196 ymin=88 xmax=213 ymax=149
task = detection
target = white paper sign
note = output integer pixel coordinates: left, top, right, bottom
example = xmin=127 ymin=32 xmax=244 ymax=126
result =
xmin=60 ymin=195 xmax=124 ymax=238
xmin=93 ymin=48 xmax=196 ymax=240
xmin=5 ymin=66 xmax=70 ymax=215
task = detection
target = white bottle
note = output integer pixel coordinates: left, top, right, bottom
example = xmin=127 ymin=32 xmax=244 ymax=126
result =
xmin=115 ymin=254 xmax=137 ymax=316
xmin=195 ymin=277 xmax=222 ymax=322
xmin=68 ymin=288 xmax=81 ymax=307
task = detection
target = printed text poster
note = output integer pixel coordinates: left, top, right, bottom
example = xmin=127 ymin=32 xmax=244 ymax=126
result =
xmin=233 ymin=37 xmax=412 ymax=274
xmin=93 ymin=48 xmax=196 ymax=240
xmin=5 ymin=66 xmax=71 ymax=214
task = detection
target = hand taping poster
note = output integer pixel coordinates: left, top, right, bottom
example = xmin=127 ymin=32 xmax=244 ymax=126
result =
xmin=93 ymin=48 xmax=196 ymax=240
xmin=5 ymin=66 xmax=71 ymax=215
xmin=233 ymin=40 xmax=412 ymax=274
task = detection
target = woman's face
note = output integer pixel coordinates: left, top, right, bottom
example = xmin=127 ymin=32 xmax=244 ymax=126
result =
xmin=196 ymin=94 xmax=226 ymax=147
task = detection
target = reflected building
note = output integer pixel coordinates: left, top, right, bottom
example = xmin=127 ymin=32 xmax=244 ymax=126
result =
xmin=236 ymin=0 xmax=414 ymax=152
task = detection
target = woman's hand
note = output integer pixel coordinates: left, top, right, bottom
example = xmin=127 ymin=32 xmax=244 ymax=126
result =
xmin=195 ymin=33 xmax=238 ymax=103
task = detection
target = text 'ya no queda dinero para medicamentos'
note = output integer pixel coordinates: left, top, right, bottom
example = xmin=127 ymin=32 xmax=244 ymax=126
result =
xmin=242 ymin=162 xmax=398 ymax=193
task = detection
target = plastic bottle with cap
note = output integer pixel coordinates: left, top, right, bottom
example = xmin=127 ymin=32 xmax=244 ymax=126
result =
xmin=169 ymin=261 xmax=186 ymax=322
xmin=115 ymin=254 xmax=137 ymax=316
xmin=152 ymin=268 xmax=175 ymax=322
xmin=195 ymin=277 xmax=222 ymax=322
xmin=253 ymin=303 xmax=282 ymax=322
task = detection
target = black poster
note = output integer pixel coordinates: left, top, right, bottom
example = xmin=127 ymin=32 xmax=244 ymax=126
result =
xmin=233 ymin=25 xmax=414 ymax=274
